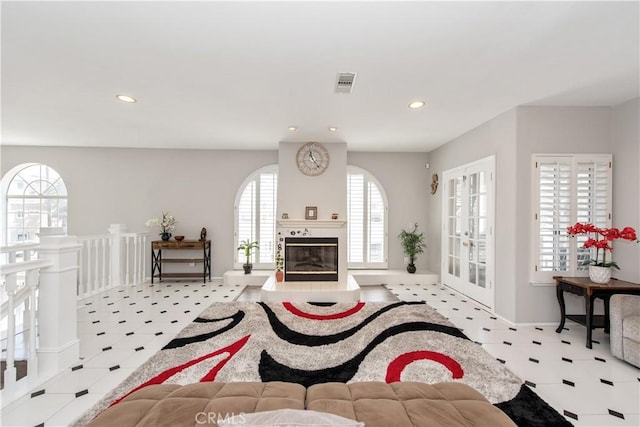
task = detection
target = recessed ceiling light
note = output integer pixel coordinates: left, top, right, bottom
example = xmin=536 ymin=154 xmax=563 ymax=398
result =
xmin=116 ymin=94 xmax=137 ymax=103
xmin=288 ymin=126 xmax=298 ymax=131
xmin=408 ymin=100 xmax=425 ymax=109
xmin=328 ymin=127 xmax=338 ymax=132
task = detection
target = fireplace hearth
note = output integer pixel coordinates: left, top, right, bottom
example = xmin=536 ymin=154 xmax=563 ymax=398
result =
xmin=285 ymin=237 xmax=339 ymax=281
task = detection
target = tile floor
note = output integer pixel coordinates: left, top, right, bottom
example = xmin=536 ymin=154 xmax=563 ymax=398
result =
xmin=385 ymin=282 xmax=640 ymax=427
xmin=1 ymin=279 xmax=246 ymax=427
xmin=1 ymin=280 xmax=638 ymax=426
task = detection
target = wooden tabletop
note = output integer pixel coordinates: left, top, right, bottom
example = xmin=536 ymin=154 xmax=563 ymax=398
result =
xmin=554 ymin=276 xmax=640 ymax=290
xmin=152 ymin=240 xmax=210 ymax=249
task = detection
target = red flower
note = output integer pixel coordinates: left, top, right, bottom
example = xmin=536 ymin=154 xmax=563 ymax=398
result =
xmin=621 ymin=226 xmax=638 ymax=241
xmin=594 ymin=239 xmax=612 ymax=250
xmin=603 ymin=228 xmax=621 ymax=241
xmin=566 ymin=222 xmax=638 ymax=269
xmin=584 ymin=223 xmax=599 ymax=233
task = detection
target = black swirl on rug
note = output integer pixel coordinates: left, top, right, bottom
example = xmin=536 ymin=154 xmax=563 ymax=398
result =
xmin=259 ymin=301 xmax=459 ymax=346
xmin=307 ymin=302 xmax=336 ymax=307
xmin=496 ymin=384 xmax=573 ymax=427
xmin=259 ymin=321 xmax=468 ymax=386
xmin=162 ymin=310 xmax=245 ymax=350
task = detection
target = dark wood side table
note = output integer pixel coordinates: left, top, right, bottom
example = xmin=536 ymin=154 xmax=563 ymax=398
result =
xmin=554 ymin=276 xmax=640 ymax=348
xmin=151 ymin=240 xmax=211 ymax=283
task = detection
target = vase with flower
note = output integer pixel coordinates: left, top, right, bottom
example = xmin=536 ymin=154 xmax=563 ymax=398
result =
xmin=275 ymin=251 xmax=284 ymax=282
xmin=567 ymin=222 xmax=638 ymax=283
xmin=145 ymin=211 xmax=177 ymax=241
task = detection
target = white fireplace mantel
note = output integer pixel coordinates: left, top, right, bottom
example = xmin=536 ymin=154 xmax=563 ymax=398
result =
xmin=277 ymin=219 xmax=346 ymax=228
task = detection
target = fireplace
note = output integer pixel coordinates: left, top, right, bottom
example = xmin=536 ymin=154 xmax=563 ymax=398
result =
xmin=285 ymin=237 xmax=339 ymax=282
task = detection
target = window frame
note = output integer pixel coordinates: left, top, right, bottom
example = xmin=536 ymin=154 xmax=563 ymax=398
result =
xmin=2 ymin=163 xmax=68 ymax=245
xmin=531 ymin=154 xmax=612 ymax=284
xmin=234 ymin=164 xmax=278 ymax=270
xmin=347 ymin=165 xmax=389 ymax=269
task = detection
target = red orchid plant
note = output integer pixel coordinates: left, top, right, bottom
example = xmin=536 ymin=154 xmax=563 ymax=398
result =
xmin=566 ymin=222 xmax=639 ymax=269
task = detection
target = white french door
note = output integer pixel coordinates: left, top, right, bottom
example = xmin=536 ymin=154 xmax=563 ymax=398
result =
xmin=441 ymin=156 xmax=495 ymax=309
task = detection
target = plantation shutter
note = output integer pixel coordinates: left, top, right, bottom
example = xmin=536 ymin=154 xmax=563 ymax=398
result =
xmin=237 ymin=181 xmax=256 ymax=263
xmin=368 ymin=182 xmax=385 ymax=263
xmin=347 ymin=173 xmax=365 ymax=263
xmin=575 ymin=160 xmax=611 ymax=271
xmin=347 ymin=167 xmax=388 ymax=268
xmin=258 ymin=172 xmax=277 ymax=263
xmin=532 ymin=155 xmax=611 ymax=283
xmin=235 ymin=166 xmax=278 ymax=268
xmin=536 ymin=160 xmax=572 ymax=273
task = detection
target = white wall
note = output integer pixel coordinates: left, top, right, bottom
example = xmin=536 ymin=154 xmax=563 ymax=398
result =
xmin=425 ymin=109 xmax=518 ymax=320
xmin=426 ymin=105 xmax=633 ymax=323
xmin=277 ymin=142 xmax=347 ymax=220
xmin=515 ymin=106 xmax=613 ymax=322
xmin=347 ymin=152 xmax=430 ymax=271
xmin=1 ymin=145 xmax=431 ymax=275
xmin=612 ymin=97 xmax=640 ymax=283
xmin=1 ymin=146 xmax=278 ymax=277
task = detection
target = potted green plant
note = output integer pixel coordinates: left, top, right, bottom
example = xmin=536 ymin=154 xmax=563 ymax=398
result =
xmin=237 ymin=239 xmax=259 ymax=274
xmin=275 ymin=251 xmax=284 ymax=282
xmin=398 ymin=223 xmax=426 ymax=273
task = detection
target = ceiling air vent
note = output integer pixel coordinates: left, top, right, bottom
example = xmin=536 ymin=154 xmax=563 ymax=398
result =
xmin=335 ymin=72 xmax=357 ymax=94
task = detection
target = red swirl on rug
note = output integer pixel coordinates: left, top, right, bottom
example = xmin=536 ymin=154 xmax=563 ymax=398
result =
xmin=109 ymin=334 xmax=250 ymax=408
xmin=282 ymin=301 xmax=366 ymax=320
xmin=386 ymin=350 xmax=464 ymax=383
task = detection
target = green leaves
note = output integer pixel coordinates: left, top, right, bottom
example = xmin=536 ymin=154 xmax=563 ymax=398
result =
xmin=398 ymin=223 xmax=426 ymax=263
xmin=237 ymin=239 xmax=260 ymax=263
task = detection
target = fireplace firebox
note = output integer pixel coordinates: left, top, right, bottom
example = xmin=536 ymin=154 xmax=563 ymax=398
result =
xmin=284 ymin=237 xmax=338 ymax=282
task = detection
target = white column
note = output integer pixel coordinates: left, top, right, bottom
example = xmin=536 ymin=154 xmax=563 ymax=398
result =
xmin=108 ymin=224 xmax=128 ymax=286
xmin=36 ymin=235 xmax=82 ymax=378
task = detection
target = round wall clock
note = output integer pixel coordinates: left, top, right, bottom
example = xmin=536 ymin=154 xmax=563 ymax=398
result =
xmin=296 ymin=142 xmax=330 ymax=176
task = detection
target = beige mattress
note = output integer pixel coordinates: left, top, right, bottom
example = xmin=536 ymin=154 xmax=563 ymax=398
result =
xmin=87 ymin=381 xmax=515 ymax=427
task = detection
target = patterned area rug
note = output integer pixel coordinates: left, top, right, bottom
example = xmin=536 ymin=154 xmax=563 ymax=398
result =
xmin=75 ymin=301 xmax=571 ymax=426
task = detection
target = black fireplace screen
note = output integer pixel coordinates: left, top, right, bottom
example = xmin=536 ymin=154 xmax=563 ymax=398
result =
xmin=284 ymin=237 xmax=339 ymax=281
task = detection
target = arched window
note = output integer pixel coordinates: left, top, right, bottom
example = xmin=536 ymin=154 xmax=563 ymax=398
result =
xmin=2 ymin=163 xmax=68 ymax=244
xmin=347 ymin=166 xmax=388 ymax=269
xmin=234 ymin=165 xmax=278 ymax=269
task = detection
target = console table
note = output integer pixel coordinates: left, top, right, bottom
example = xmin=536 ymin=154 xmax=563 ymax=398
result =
xmin=554 ymin=276 xmax=640 ymax=348
xmin=151 ymin=240 xmax=211 ymax=283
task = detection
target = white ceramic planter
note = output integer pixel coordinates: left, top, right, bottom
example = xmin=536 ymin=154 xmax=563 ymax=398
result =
xmin=589 ymin=266 xmax=612 ymax=284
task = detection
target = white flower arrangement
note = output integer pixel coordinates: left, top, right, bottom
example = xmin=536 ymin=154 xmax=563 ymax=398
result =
xmin=145 ymin=211 xmax=176 ymax=235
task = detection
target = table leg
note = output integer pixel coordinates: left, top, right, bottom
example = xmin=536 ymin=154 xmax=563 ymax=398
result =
xmin=555 ymin=284 xmax=567 ymax=333
xmin=151 ymin=248 xmax=155 ymax=284
xmin=585 ymin=294 xmax=595 ymax=349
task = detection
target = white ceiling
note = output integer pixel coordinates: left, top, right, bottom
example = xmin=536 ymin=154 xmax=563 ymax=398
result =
xmin=2 ymin=1 xmax=638 ymax=152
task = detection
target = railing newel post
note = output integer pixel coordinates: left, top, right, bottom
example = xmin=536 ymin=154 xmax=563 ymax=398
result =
xmin=36 ymin=235 xmax=81 ymax=380
xmin=108 ymin=224 xmax=128 ymax=287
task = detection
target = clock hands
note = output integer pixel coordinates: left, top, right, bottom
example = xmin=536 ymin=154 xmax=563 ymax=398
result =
xmin=308 ymin=151 xmax=320 ymax=168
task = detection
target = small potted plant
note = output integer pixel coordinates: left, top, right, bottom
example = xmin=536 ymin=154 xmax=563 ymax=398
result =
xmin=145 ymin=211 xmax=176 ymax=241
xmin=237 ymin=239 xmax=259 ymax=274
xmin=567 ymin=222 xmax=638 ymax=283
xmin=398 ymin=223 xmax=426 ymax=273
xmin=275 ymin=251 xmax=284 ymax=282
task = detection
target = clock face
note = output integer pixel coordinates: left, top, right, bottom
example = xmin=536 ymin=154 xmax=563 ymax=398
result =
xmin=296 ymin=142 xmax=330 ymax=176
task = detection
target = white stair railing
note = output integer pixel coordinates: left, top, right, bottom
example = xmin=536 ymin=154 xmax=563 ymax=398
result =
xmin=0 ymin=244 xmax=52 ymax=399
xmin=122 ymin=232 xmax=149 ymax=286
xmin=77 ymin=235 xmax=111 ymax=299
xmin=77 ymin=226 xmax=149 ymax=299
xmin=1 ymin=225 xmax=149 ymax=406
